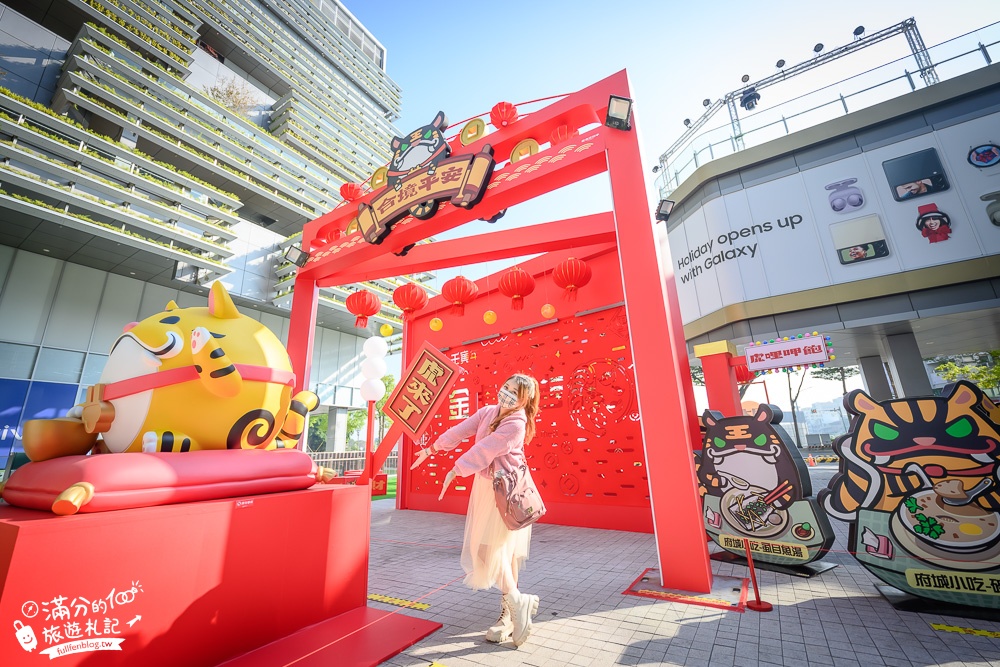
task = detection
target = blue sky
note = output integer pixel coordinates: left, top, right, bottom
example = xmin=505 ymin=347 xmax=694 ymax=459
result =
xmin=347 ymin=0 xmax=996 ymax=411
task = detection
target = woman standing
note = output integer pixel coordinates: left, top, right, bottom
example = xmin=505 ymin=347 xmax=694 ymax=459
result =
xmin=410 ymin=373 xmax=541 ymax=647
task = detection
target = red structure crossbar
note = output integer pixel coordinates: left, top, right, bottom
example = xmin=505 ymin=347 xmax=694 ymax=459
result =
xmin=288 ymin=70 xmax=711 ymax=593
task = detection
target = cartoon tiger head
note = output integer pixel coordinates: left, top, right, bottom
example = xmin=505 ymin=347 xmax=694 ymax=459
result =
xmin=386 ymin=111 xmax=450 ymax=186
xmin=820 ymin=380 xmax=1000 ymax=520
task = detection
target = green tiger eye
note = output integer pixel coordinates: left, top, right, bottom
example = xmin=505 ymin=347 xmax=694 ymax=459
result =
xmin=753 ymin=434 xmax=767 ymax=446
xmin=945 ymin=417 xmax=973 ymax=438
xmin=873 ymin=422 xmax=899 ymax=440
xmin=713 ymin=437 xmax=726 ymax=448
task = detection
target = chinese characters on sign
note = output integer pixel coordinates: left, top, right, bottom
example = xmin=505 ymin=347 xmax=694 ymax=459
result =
xmin=906 ymin=569 xmax=1000 ymax=595
xmin=13 ymin=581 xmax=144 ymax=658
xmin=720 ymin=535 xmax=808 ymax=561
xmin=382 ymin=342 xmax=462 ymax=439
xmin=744 ymin=336 xmax=830 ymax=372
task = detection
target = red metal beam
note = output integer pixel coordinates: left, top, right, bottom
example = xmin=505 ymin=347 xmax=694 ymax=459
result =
xmin=317 ymin=213 xmax=616 ymax=287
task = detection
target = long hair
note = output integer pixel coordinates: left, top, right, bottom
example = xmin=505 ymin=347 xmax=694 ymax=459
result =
xmin=490 ymin=373 xmax=540 ymax=443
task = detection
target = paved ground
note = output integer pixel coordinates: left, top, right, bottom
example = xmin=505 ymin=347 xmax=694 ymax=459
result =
xmin=367 ymin=465 xmax=1000 ymax=667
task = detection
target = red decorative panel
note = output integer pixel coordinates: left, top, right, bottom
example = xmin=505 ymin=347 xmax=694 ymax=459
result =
xmin=403 ymin=249 xmax=652 ymax=532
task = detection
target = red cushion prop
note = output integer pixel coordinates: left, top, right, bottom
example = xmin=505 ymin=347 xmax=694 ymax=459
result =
xmin=1 ymin=449 xmax=320 ymax=514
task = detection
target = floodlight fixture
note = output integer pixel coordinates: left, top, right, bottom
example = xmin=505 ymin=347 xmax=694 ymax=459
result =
xmin=741 ymin=74 xmax=750 ymax=83
xmin=775 ymin=59 xmax=786 ymax=69
xmin=739 ymin=87 xmax=761 ymax=111
xmin=605 ymin=95 xmax=632 ymax=131
xmin=813 ymin=43 xmax=824 ymax=54
xmin=683 ymin=118 xmax=691 ymax=127
xmin=284 ymin=244 xmax=310 ymax=268
xmin=702 ymin=98 xmax=711 ymax=107
xmin=853 ymin=25 xmax=865 ymax=38
xmin=652 ymin=165 xmax=660 ymax=174
xmin=654 ymin=199 xmax=675 ymax=223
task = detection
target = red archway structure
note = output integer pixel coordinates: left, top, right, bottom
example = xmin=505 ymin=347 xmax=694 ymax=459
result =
xmin=287 ymin=71 xmax=711 ymax=594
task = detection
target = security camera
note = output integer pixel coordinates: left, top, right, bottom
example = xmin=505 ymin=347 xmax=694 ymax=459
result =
xmin=739 ymin=87 xmax=760 ymax=111
xmin=982 ymin=190 xmax=1000 ymax=226
xmin=825 ymin=178 xmax=865 ymax=213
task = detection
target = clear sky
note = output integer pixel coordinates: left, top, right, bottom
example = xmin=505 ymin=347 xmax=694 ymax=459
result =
xmin=345 ymin=0 xmax=996 ymax=414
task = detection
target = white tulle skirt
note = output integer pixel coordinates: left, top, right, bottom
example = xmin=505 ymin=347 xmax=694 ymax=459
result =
xmin=461 ymin=471 xmax=532 ymax=591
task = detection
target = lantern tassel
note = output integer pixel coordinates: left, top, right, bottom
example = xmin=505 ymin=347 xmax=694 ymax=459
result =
xmin=355 ymin=315 xmax=369 ymax=328
xmin=511 ymin=296 xmax=524 ymax=310
xmin=452 ymin=302 xmax=465 ymax=316
xmin=561 ymin=287 xmax=579 ymax=302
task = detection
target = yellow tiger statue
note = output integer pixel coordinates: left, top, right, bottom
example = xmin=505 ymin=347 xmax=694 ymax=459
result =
xmin=22 ymin=281 xmax=318 ymax=461
xmin=820 ymin=380 xmax=1000 ymax=521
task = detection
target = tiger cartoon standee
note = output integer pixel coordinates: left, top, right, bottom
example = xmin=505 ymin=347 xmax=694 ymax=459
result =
xmin=1 ymin=282 xmax=331 ymax=515
xmin=696 ymin=404 xmax=834 ymax=567
xmin=819 ymin=380 xmax=1000 ymax=609
xmin=387 ymin=111 xmax=450 ymax=220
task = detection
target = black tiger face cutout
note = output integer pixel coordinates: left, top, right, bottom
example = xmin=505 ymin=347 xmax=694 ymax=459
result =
xmin=387 ymin=111 xmax=450 ymax=189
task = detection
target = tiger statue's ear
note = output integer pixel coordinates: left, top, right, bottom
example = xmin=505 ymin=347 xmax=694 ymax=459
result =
xmin=208 ymin=282 xmax=240 ymax=319
xmin=847 ymin=389 xmax=879 ymax=415
xmin=946 ymin=380 xmax=982 ymax=408
xmin=755 ymin=403 xmax=777 ymax=423
xmin=702 ymin=410 xmax=723 ymax=427
xmin=165 ymin=300 xmax=179 ymax=311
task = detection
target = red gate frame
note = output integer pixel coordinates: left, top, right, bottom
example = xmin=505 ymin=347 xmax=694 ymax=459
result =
xmin=287 ymin=70 xmax=711 ymax=593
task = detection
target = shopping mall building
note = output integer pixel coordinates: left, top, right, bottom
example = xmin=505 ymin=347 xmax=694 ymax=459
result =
xmin=656 ymin=22 xmax=1000 ymax=401
xmin=0 ymin=0 xmax=423 ymax=466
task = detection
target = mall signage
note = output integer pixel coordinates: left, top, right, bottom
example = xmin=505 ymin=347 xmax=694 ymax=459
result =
xmin=745 ymin=334 xmax=831 ymax=372
xmin=355 ymin=112 xmax=496 ymax=246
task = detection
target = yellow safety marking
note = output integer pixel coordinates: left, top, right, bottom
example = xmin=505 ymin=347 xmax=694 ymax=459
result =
xmin=931 ymin=623 xmax=1000 ymax=638
xmin=367 ymin=593 xmax=430 ymax=611
xmin=636 ymin=589 xmax=736 ymax=607
xmin=429 ymin=663 xmax=449 ymax=667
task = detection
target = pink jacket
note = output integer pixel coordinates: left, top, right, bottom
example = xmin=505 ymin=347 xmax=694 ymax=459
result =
xmin=432 ymin=405 xmax=526 ymax=479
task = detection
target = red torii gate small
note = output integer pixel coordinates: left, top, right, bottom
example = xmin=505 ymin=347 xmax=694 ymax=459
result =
xmin=287 ymin=70 xmax=712 ymax=594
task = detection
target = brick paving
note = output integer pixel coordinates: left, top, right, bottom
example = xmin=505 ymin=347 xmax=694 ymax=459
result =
xmin=368 ymin=466 xmax=1000 ymax=667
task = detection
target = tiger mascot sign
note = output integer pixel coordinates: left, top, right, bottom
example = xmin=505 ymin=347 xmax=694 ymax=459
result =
xmin=819 ymin=380 xmax=1000 ymax=609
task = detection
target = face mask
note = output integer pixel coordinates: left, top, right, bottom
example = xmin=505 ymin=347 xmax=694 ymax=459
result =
xmin=497 ymin=388 xmax=519 ymax=410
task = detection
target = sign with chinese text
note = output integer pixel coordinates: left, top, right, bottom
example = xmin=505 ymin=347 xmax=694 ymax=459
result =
xmin=744 ymin=335 xmax=830 ymax=372
xmin=720 ymin=535 xmax=809 ymax=561
xmin=383 ymin=341 xmax=462 ymax=440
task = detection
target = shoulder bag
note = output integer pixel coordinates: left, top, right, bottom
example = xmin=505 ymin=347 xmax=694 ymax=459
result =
xmin=490 ymin=460 xmax=546 ymax=531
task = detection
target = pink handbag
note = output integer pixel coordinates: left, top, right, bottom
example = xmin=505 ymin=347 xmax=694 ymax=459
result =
xmin=490 ymin=460 xmax=546 ymax=531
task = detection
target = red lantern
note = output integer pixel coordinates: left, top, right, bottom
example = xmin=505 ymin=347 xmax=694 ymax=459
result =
xmin=442 ymin=276 xmax=478 ymax=315
xmin=392 ymin=282 xmax=428 ymax=315
xmin=340 ymin=182 xmax=364 ymax=201
xmin=550 ymin=124 xmax=578 ymax=145
xmin=489 ymin=101 xmax=518 ymax=129
xmin=734 ymin=364 xmax=757 ymax=384
xmin=345 ymin=289 xmax=380 ymax=328
xmin=498 ymin=267 xmax=535 ymax=310
xmin=552 ymin=257 xmax=592 ymax=300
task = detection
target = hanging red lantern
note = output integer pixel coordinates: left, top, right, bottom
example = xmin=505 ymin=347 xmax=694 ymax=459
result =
xmin=498 ymin=267 xmax=535 ymax=310
xmin=392 ymin=282 xmax=428 ymax=315
xmin=339 ymin=182 xmax=364 ymax=202
xmin=550 ymin=124 xmax=578 ymax=145
xmin=553 ymin=257 xmax=592 ymax=300
xmin=442 ymin=276 xmax=478 ymax=316
xmin=345 ymin=289 xmax=380 ymax=328
xmin=489 ymin=101 xmax=518 ymax=129
xmin=734 ymin=364 xmax=757 ymax=384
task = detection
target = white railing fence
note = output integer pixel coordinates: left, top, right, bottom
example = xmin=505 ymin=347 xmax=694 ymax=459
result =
xmin=306 ymin=449 xmax=399 ymax=476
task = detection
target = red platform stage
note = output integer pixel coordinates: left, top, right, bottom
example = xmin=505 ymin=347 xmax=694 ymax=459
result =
xmin=0 ymin=486 xmax=439 ymax=666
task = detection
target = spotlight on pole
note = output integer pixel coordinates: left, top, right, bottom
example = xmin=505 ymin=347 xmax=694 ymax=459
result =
xmin=654 ymin=199 xmax=675 ymax=223
xmin=604 ymin=95 xmax=633 ymax=131
xmin=702 ymin=98 xmax=711 ymax=107
xmin=683 ymin=118 xmax=691 ymax=127
xmin=284 ymin=244 xmax=310 ymax=267
xmin=853 ymin=25 xmax=865 ymax=39
xmin=813 ymin=43 xmax=824 ymax=55
xmin=775 ymin=59 xmax=786 ymax=69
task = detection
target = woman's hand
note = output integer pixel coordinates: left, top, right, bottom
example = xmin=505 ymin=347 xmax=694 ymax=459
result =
xmin=438 ymin=469 xmax=456 ymax=500
xmin=410 ymin=446 xmax=434 ymax=470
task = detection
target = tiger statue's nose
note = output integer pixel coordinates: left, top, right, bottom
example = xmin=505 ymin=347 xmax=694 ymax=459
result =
xmin=913 ymin=437 xmax=936 ymax=446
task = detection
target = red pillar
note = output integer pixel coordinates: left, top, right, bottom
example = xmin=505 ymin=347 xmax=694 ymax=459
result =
xmin=694 ymin=341 xmax=743 ymax=418
xmin=286 ymin=276 xmax=319 ymax=449
xmin=604 ymin=80 xmax=712 ymax=593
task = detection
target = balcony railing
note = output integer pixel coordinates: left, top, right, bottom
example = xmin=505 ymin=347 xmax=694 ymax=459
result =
xmin=656 ymin=22 xmax=1000 ymax=198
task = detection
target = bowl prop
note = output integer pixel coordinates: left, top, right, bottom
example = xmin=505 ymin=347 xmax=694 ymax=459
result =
xmin=0 ymin=282 xmax=331 ymax=515
xmin=695 ymin=404 xmax=834 ymax=565
xmin=819 ymin=380 xmax=1000 ymax=609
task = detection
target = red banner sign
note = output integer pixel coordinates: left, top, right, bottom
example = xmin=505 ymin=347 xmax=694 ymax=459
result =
xmin=745 ymin=336 xmax=830 ymax=372
xmin=383 ymin=341 xmax=462 ymax=439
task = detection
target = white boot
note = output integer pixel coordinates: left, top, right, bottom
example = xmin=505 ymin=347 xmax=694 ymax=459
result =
xmin=503 ymin=590 xmax=539 ymax=648
xmin=484 ymin=595 xmax=513 ymax=643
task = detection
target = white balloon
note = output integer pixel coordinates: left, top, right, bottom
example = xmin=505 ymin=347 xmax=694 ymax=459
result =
xmin=363 ymin=336 xmax=389 ymax=358
xmin=360 ymin=377 xmax=386 ymax=402
xmin=360 ymin=356 xmax=387 ymax=380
